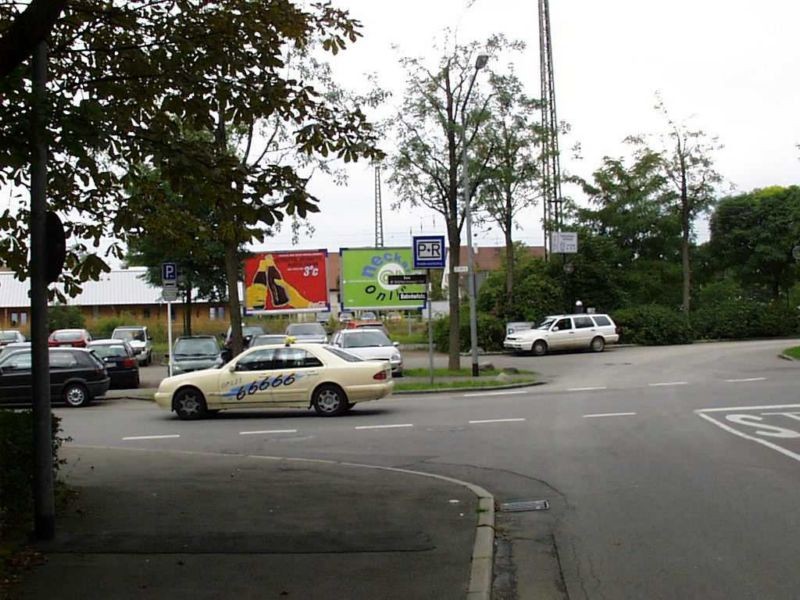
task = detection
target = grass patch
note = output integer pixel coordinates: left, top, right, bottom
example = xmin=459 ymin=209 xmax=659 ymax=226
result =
xmin=404 ymin=367 xmax=535 ymax=378
xmin=784 ymin=346 xmax=800 ymax=359
xmin=395 ymin=374 xmax=537 ymax=392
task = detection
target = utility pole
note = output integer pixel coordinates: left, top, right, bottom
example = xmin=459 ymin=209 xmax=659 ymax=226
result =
xmin=538 ymin=0 xmax=563 ymax=260
xmin=374 ymin=165 xmax=384 ymax=247
xmin=30 ymin=40 xmax=55 ymax=540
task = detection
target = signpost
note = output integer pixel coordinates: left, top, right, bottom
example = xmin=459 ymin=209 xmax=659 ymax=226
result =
xmin=551 ymin=231 xmax=578 ymax=254
xmin=413 ymin=236 xmax=446 ymax=385
xmin=162 ymin=262 xmax=177 ymax=376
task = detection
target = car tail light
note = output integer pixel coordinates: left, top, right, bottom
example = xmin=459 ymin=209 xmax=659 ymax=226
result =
xmin=373 ymin=369 xmax=388 ymax=381
xmin=122 ymin=357 xmax=136 ymax=368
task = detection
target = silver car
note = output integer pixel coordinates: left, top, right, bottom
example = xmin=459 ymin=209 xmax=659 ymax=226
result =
xmin=331 ymin=329 xmax=403 ymax=376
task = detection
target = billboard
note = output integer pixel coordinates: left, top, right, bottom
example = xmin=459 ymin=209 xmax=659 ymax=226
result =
xmin=340 ymin=247 xmax=426 ymax=310
xmin=243 ymin=250 xmax=329 ymax=315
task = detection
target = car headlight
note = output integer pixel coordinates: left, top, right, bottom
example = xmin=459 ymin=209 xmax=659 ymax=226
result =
xmin=391 ymin=352 xmax=401 ymax=362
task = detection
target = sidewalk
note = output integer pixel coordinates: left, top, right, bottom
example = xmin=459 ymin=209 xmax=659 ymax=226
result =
xmin=15 ymin=446 xmax=482 ymax=600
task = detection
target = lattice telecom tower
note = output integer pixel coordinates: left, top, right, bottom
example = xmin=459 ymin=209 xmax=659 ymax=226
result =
xmin=538 ymin=0 xmax=563 ymax=259
xmin=374 ymin=165 xmax=384 ymax=247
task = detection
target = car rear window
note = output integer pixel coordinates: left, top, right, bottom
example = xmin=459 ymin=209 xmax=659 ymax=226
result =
xmin=592 ymin=315 xmax=612 ymax=326
xmin=90 ymin=344 xmax=128 ymax=358
xmin=286 ymin=323 xmax=326 ymax=335
xmin=0 ymin=331 xmax=19 ymax=342
xmin=274 ymin=348 xmax=323 ymax=369
xmin=325 ymin=347 xmax=365 ymax=363
xmin=53 ymin=330 xmax=84 ymax=341
xmin=574 ymin=316 xmax=594 ymax=329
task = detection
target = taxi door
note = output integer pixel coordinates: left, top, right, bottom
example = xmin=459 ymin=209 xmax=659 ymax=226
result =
xmin=270 ymin=347 xmax=325 ymax=404
xmin=218 ymin=348 xmax=277 ymax=406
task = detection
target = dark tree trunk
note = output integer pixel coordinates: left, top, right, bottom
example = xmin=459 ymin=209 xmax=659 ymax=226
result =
xmin=224 ymin=243 xmax=243 ymax=356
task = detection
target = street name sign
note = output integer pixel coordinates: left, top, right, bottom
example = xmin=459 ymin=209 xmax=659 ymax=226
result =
xmin=387 ymin=273 xmax=428 ymax=285
xmin=399 ymin=292 xmax=427 ymax=301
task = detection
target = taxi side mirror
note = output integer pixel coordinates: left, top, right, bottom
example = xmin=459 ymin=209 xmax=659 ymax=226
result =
xmin=227 ymin=364 xmax=236 ymax=373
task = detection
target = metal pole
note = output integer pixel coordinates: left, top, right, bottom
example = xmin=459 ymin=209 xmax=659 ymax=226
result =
xmin=30 ymin=40 xmax=55 ymax=540
xmin=167 ymin=301 xmax=173 ymax=377
xmin=427 ymin=269 xmax=434 ymax=385
xmin=463 ymin=114 xmax=480 ymax=378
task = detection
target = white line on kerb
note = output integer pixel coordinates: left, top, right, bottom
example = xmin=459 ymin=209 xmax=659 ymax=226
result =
xmin=354 ymin=424 xmax=414 ymax=430
xmin=648 ymin=381 xmax=688 ymax=387
xmin=463 ymin=390 xmax=528 ymax=398
xmin=724 ymin=377 xmax=767 ymax=383
xmin=567 ymin=386 xmax=607 ymax=392
xmin=122 ymin=434 xmax=180 ymax=441
xmin=583 ymin=412 xmax=637 ymax=418
xmin=468 ymin=418 xmax=526 ymax=424
xmin=239 ymin=429 xmax=297 ymax=436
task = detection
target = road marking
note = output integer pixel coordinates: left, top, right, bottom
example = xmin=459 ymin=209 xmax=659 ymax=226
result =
xmin=567 ymin=386 xmax=607 ymax=392
xmin=463 ymin=390 xmax=528 ymax=398
xmin=239 ymin=429 xmax=298 ymax=436
xmin=583 ymin=412 xmax=636 ymax=418
xmin=648 ymin=381 xmax=688 ymax=387
xmin=468 ymin=418 xmax=526 ymax=424
xmin=697 ymin=412 xmax=800 ymax=464
xmin=354 ymin=424 xmax=414 ymax=430
xmin=121 ymin=434 xmax=180 ymax=441
xmin=724 ymin=377 xmax=767 ymax=383
xmin=696 ymin=403 xmax=800 ymax=413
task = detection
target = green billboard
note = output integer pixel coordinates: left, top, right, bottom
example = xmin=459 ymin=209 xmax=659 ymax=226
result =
xmin=340 ymin=247 xmax=426 ymax=310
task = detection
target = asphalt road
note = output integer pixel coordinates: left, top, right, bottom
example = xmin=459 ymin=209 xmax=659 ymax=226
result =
xmin=55 ymin=339 xmax=800 ymax=599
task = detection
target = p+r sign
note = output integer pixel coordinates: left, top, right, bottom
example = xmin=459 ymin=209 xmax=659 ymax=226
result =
xmin=413 ymin=235 xmax=446 ymax=269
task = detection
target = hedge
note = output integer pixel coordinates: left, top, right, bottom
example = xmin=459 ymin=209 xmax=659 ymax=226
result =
xmin=433 ymin=312 xmax=506 ymax=353
xmin=613 ymin=305 xmax=694 ymax=346
xmin=691 ymin=299 xmax=799 ymax=340
xmin=0 ymin=412 xmax=68 ymax=532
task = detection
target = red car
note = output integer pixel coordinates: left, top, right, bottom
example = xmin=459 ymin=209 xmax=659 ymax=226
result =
xmin=48 ymin=328 xmax=93 ymax=348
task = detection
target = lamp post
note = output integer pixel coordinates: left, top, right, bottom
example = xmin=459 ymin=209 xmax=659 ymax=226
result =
xmin=462 ymin=54 xmax=488 ymax=377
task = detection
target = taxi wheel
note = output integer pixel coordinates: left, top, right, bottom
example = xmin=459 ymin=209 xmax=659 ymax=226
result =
xmin=173 ymin=387 xmax=208 ymax=420
xmin=63 ymin=383 xmax=90 ymax=408
xmin=313 ymin=385 xmax=348 ymax=416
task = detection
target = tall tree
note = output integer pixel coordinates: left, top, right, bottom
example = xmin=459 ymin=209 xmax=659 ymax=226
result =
xmin=389 ymin=34 xmax=521 ymax=369
xmin=628 ymin=98 xmax=722 ymax=311
xmin=473 ymin=67 xmax=542 ymax=310
xmin=708 ymin=186 xmax=800 ymax=299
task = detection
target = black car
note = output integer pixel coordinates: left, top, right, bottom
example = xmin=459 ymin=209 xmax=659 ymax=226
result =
xmin=0 ymin=347 xmax=110 ymax=407
xmin=171 ymin=335 xmax=222 ymax=376
xmin=88 ymin=340 xmax=140 ymax=389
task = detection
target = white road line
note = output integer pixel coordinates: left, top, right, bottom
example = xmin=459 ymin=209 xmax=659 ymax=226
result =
xmin=648 ymin=381 xmax=688 ymax=387
xmin=696 ymin=403 xmax=800 ymax=414
xmin=239 ymin=429 xmax=297 ymax=436
xmin=354 ymin=424 xmax=414 ymax=430
xmin=468 ymin=418 xmax=526 ymax=424
xmin=567 ymin=386 xmax=608 ymax=392
xmin=697 ymin=412 xmax=800 ymax=464
xmin=463 ymin=390 xmax=528 ymax=398
xmin=724 ymin=377 xmax=767 ymax=383
xmin=583 ymin=412 xmax=637 ymax=418
xmin=122 ymin=434 xmax=180 ymax=441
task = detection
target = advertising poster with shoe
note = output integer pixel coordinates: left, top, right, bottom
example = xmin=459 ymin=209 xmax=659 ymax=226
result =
xmin=244 ymin=251 xmax=329 ymax=314
xmin=340 ymin=247 xmax=426 ymax=310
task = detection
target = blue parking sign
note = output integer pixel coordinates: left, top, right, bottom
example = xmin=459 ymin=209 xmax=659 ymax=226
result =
xmin=162 ymin=262 xmax=178 ymax=284
xmin=413 ymin=236 xmax=446 ymax=269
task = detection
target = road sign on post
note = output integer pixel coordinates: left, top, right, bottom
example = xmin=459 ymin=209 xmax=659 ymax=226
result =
xmin=161 ymin=262 xmax=177 ymax=376
xmin=413 ymin=235 xmax=446 ymax=269
xmin=387 ymin=273 xmax=428 ymax=285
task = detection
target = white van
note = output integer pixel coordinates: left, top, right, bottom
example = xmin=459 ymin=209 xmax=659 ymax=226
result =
xmin=503 ymin=313 xmax=619 ymax=356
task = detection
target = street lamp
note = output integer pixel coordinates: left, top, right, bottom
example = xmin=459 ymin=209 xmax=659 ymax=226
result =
xmin=462 ymin=54 xmax=488 ymax=377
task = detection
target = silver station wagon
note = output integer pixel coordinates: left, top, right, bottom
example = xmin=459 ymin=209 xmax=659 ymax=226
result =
xmin=503 ymin=313 xmax=620 ymax=356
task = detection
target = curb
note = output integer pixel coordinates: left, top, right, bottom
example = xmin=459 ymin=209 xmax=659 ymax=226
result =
xmin=778 ymin=353 xmax=798 ymax=361
xmin=394 ymin=380 xmax=546 ymax=395
xmin=71 ymin=444 xmax=496 ymax=600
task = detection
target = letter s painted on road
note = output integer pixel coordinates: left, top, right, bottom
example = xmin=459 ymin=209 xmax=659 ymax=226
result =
xmin=724 ymin=414 xmax=800 ymax=439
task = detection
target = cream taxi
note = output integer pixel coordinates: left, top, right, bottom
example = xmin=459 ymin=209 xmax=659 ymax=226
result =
xmin=155 ymin=341 xmax=393 ymax=420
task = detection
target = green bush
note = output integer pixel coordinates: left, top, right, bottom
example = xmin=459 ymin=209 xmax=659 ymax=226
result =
xmin=92 ymin=311 xmax=140 ymax=338
xmin=48 ymin=305 xmax=85 ymax=331
xmin=691 ymin=299 xmax=800 ymax=340
xmin=433 ymin=311 xmax=506 ymax=353
xmin=0 ymin=412 xmax=68 ymax=531
xmin=613 ymin=305 xmax=694 ymax=345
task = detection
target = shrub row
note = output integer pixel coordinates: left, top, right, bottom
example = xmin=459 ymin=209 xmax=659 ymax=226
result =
xmin=433 ymin=312 xmax=506 ymax=353
xmin=0 ymin=412 xmax=67 ymax=532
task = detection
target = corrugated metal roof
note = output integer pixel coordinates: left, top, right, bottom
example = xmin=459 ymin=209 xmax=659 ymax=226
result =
xmin=1 ymin=267 xmax=170 ymax=307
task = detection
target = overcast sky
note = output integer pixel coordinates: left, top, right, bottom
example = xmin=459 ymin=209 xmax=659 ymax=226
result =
xmin=256 ymin=0 xmax=800 ymax=255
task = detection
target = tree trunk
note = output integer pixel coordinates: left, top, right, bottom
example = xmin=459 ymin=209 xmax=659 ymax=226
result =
xmin=224 ymin=242 xmax=243 ymax=355
xmin=183 ymin=284 xmax=193 ymax=336
xmin=504 ymin=212 xmax=514 ymax=313
xmin=680 ymin=168 xmax=691 ymax=312
xmin=447 ymin=230 xmax=461 ymax=371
